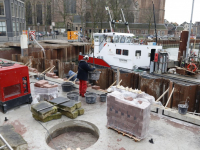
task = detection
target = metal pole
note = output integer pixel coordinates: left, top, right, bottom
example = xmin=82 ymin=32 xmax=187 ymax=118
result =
xmin=152 ymin=0 xmax=157 ymax=44
xmin=0 ymin=134 xmax=13 ymax=150
xmin=186 ymin=0 xmax=195 ymax=59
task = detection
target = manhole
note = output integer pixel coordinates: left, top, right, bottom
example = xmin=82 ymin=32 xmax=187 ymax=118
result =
xmin=46 ymin=120 xmax=100 ymax=150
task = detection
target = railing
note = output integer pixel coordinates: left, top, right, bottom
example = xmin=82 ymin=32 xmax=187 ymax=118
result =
xmin=0 ymin=134 xmax=13 ymax=150
xmin=0 ymin=32 xmax=65 ymax=42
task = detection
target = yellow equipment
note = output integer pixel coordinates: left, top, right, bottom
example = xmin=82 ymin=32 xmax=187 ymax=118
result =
xmin=67 ymin=31 xmax=78 ymax=40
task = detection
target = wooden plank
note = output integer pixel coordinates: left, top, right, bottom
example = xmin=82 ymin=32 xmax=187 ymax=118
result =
xmin=107 ymin=126 xmax=141 ymax=142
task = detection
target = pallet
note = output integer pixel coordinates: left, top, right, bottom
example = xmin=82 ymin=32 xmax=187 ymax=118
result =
xmin=107 ymin=126 xmax=141 ymax=142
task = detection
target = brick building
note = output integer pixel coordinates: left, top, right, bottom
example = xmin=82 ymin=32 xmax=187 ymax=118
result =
xmin=25 ymin=0 xmax=167 ymax=35
xmin=0 ymin=0 xmax=26 ymax=40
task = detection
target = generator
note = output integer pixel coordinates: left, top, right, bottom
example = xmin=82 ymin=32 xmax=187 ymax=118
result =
xmin=0 ymin=62 xmax=32 ymax=113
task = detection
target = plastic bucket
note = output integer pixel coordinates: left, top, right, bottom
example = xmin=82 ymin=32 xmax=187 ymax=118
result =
xmin=67 ymin=92 xmax=79 ymax=102
xmin=178 ymin=104 xmax=188 ymax=115
xmin=85 ymin=92 xmax=97 ymax=104
xmin=100 ymin=94 xmax=107 ymax=102
xmin=61 ymin=82 xmax=74 ymax=92
xmin=34 ymin=75 xmax=45 ymax=80
xmin=88 ymin=71 xmax=101 ymax=80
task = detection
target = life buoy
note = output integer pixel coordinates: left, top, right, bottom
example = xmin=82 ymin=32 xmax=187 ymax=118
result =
xmin=187 ymin=63 xmax=197 ymax=72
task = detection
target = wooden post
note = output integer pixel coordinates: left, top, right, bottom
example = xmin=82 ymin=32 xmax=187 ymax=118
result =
xmin=117 ymin=68 xmax=120 ymax=85
xmin=165 ymin=87 xmax=175 ymax=109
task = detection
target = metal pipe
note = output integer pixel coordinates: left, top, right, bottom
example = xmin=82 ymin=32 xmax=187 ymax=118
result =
xmin=0 ymin=134 xmax=13 ymax=150
xmin=186 ymin=0 xmax=195 ymax=59
xmin=162 ymin=55 xmax=165 ymax=73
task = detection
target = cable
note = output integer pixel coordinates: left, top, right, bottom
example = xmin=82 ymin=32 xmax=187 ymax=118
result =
xmin=27 ymin=102 xmax=57 ymax=150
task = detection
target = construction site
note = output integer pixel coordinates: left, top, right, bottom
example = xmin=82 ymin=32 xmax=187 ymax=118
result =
xmin=0 ymin=27 xmax=200 ymax=150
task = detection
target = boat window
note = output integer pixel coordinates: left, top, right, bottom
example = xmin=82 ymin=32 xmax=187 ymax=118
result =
xmin=123 ymin=50 xmax=129 ymax=56
xmin=116 ymin=49 xmax=121 ymax=55
xmin=99 ymin=36 xmax=104 ymax=43
xmin=107 ymin=36 xmax=113 ymax=43
xmin=114 ymin=36 xmax=120 ymax=43
xmin=94 ymin=36 xmax=99 ymax=42
xmin=120 ymin=36 xmax=126 ymax=43
xmin=135 ymin=50 xmax=141 ymax=56
xmin=126 ymin=37 xmax=132 ymax=43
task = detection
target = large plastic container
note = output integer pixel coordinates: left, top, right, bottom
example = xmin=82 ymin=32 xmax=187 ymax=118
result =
xmin=178 ymin=104 xmax=188 ymax=115
xmin=34 ymin=74 xmax=45 ymax=80
xmin=67 ymin=92 xmax=79 ymax=102
xmin=100 ymin=94 xmax=107 ymax=102
xmin=61 ymin=82 xmax=74 ymax=92
xmin=85 ymin=92 xmax=97 ymax=104
xmin=88 ymin=71 xmax=101 ymax=80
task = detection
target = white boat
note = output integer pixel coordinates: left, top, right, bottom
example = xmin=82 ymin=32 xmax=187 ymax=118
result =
xmin=79 ymin=32 xmax=162 ymax=70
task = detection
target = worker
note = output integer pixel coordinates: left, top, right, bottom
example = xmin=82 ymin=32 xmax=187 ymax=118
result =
xmin=77 ymin=55 xmax=95 ymax=97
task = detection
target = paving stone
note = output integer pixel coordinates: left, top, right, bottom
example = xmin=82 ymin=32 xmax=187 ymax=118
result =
xmin=31 ymin=101 xmax=57 ymax=119
xmin=75 ymin=101 xmax=82 ymax=109
xmin=77 ymin=108 xmax=85 ymax=116
xmin=0 ymin=125 xmax=28 ymax=150
xmin=33 ymin=112 xmax=62 ymax=122
xmin=60 ymin=109 xmax=78 ymax=119
xmin=50 ymin=97 xmax=76 ymax=112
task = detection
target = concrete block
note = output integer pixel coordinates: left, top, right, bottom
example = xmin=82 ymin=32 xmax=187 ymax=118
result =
xmin=60 ymin=109 xmax=78 ymax=119
xmin=0 ymin=125 xmax=28 ymax=150
xmin=33 ymin=112 xmax=62 ymax=122
xmin=193 ymin=116 xmax=200 ymax=125
xmin=150 ymin=105 xmax=158 ymax=113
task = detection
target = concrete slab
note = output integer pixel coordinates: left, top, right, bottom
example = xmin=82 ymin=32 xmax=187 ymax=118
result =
xmin=0 ymin=77 xmax=200 ymax=150
xmin=0 ymin=125 xmax=28 ymax=150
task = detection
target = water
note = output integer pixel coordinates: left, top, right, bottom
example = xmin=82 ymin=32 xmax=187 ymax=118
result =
xmin=165 ymin=48 xmax=199 ymax=61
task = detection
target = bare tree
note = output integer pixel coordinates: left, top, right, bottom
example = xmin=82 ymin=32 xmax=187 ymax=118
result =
xmin=96 ymin=0 xmax=107 ymax=31
xmin=76 ymin=0 xmax=86 ymax=34
xmin=86 ymin=0 xmax=99 ymax=32
xmin=140 ymin=7 xmax=158 ymax=34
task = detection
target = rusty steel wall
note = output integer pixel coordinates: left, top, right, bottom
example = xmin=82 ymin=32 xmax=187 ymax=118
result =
xmin=172 ymin=83 xmax=198 ymax=112
xmin=140 ymin=76 xmax=165 ymax=100
xmin=196 ymin=85 xmax=200 ymax=113
xmin=0 ymin=48 xmax=21 ymax=60
xmin=178 ymin=31 xmax=189 ymax=61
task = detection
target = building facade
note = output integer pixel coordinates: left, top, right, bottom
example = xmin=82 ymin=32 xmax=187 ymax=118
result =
xmin=25 ymin=0 xmax=166 ymax=35
xmin=0 ymin=0 xmax=25 ymax=40
xmin=193 ymin=22 xmax=200 ymax=37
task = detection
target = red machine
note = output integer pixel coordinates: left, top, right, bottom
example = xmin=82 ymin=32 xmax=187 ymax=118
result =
xmin=0 ymin=63 xmax=32 ymax=113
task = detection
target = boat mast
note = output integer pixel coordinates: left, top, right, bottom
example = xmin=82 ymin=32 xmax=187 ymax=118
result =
xmin=121 ymin=9 xmax=130 ymax=33
xmin=186 ymin=0 xmax=195 ymax=59
xmin=105 ymin=7 xmax=114 ymax=32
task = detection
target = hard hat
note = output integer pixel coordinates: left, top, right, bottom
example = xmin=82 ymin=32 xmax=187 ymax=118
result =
xmin=83 ymin=55 xmax=89 ymax=60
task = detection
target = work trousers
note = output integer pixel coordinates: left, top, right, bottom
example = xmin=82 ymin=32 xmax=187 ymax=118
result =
xmin=79 ymin=79 xmax=87 ymax=97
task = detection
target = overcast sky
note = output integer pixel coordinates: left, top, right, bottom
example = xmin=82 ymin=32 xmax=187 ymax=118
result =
xmin=165 ymin=0 xmax=200 ymax=25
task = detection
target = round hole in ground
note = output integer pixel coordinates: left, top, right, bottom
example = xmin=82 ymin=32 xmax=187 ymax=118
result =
xmin=46 ymin=120 xmax=100 ymax=150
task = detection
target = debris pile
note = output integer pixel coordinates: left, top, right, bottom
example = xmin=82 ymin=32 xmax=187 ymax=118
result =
xmin=107 ymin=86 xmax=154 ymax=139
xmin=34 ymin=80 xmax=58 ymax=101
xmin=50 ymin=97 xmax=84 ymax=119
xmin=28 ymin=67 xmax=38 ymax=73
xmin=31 ymin=101 xmax=62 ymax=122
xmin=46 ymin=72 xmax=59 ymax=79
